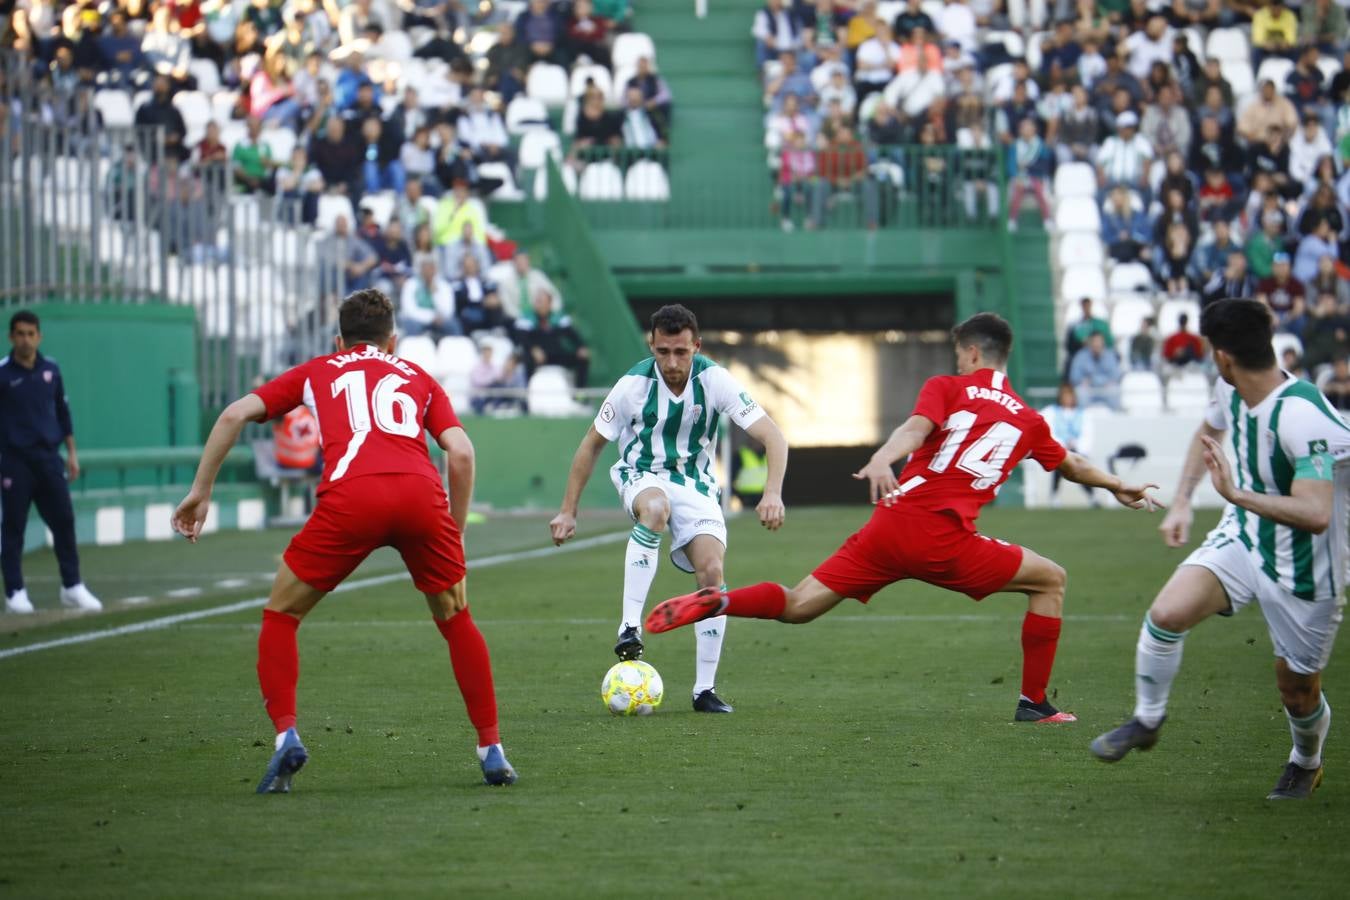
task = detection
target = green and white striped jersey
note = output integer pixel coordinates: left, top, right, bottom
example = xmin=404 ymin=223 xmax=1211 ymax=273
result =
xmin=1205 ymin=375 xmax=1350 ymax=603
xmin=594 ymin=355 xmax=765 ymax=498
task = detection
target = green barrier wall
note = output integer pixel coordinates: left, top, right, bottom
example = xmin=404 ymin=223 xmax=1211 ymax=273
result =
xmin=13 ymin=303 xmax=201 ymax=450
xmin=467 ymin=416 xmax=619 ymax=511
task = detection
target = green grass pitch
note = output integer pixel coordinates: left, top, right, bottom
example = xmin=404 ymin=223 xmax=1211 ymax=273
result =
xmin=3 ymin=506 xmax=1349 ymax=898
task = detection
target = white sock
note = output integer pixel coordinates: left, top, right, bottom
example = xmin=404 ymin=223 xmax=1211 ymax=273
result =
xmin=1133 ymin=614 xmax=1186 ymax=729
xmin=693 ymin=608 xmax=728 ymax=697
xmin=476 ymin=743 xmax=502 ymax=761
xmin=1288 ymin=693 xmax=1331 ymax=769
xmin=274 ymin=730 xmax=292 ymax=750
xmin=620 ymin=524 xmax=661 ymax=635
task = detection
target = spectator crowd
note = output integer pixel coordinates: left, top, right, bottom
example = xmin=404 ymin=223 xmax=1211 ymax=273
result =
xmin=0 ymin=0 xmax=648 ymax=403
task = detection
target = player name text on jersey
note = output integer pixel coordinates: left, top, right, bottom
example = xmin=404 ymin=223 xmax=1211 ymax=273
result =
xmin=326 ymin=345 xmax=417 ymax=376
xmin=964 ymin=385 xmax=1024 ymax=414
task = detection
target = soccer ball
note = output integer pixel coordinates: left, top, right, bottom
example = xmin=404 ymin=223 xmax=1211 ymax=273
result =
xmin=601 ymin=660 xmax=664 ymax=716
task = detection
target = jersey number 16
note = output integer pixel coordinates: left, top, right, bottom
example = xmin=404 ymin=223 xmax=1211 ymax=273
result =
xmin=330 ymin=370 xmax=421 ymax=480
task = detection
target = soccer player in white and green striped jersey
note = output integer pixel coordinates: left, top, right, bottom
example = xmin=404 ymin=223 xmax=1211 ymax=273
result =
xmin=550 ymin=305 xmax=789 ymax=712
xmin=1092 ymin=299 xmax=1350 ymax=799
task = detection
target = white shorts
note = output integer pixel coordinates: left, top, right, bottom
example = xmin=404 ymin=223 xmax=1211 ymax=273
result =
xmin=1183 ymin=528 xmax=1344 ymax=675
xmin=611 ymin=469 xmax=725 ymax=574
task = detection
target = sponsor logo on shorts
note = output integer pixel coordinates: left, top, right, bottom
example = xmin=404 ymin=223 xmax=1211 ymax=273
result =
xmin=695 ymin=518 xmax=722 ymax=529
xmin=600 ymin=402 xmax=616 ymax=423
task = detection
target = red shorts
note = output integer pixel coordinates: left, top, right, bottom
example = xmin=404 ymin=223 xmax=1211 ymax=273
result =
xmin=812 ymin=505 xmax=1023 ymax=602
xmin=284 ymin=473 xmax=465 ymax=593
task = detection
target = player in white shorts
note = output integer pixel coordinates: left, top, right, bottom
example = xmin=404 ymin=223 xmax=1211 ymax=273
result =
xmin=550 ymin=304 xmax=788 ymax=712
xmin=1092 ymin=299 xmax=1350 ymax=799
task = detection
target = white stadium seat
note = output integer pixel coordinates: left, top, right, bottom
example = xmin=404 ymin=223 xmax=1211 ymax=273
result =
xmin=478 ymin=334 xmax=516 ymax=368
xmin=189 ymin=58 xmax=221 ymax=94
xmin=569 ymin=64 xmax=613 ymax=103
xmin=1108 ymin=261 xmax=1154 ymax=294
xmin=94 ymin=90 xmax=134 ymax=129
xmin=1220 ymin=59 xmax=1256 ymax=101
xmin=532 ymin=163 xmax=578 ymax=200
xmin=578 ymin=161 xmax=625 ymax=200
xmin=1121 ymin=371 xmax=1165 ymax=415
xmin=218 ymin=119 xmax=248 ymax=155
xmin=1110 ymin=297 xmax=1155 ymax=343
xmin=505 ymin=96 xmax=549 ymax=134
xmin=261 ymin=126 xmax=296 ymax=162
xmin=983 ymin=30 xmax=1025 ymax=59
xmin=611 ymin=65 xmax=640 ymax=105
xmin=1054 ymin=196 xmax=1101 ymax=232
xmin=526 ymin=63 xmax=570 ymax=107
xmin=1316 ymin=56 xmax=1343 ymax=82
xmin=359 ymin=191 xmax=397 ymax=228
xmin=1025 ymin=31 xmax=1046 ymax=71
xmin=1056 ymin=232 xmax=1104 ymax=269
xmin=211 ymin=90 xmax=239 ymax=125
xmin=1255 ymin=57 xmax=1294 ymax=91
xmin=397 ymin=335 xmax=438 ymax=375
xmin=612 ymin=32 xmax=657 ymax=71
xmin=528 ymin=366 xmax=579 ymax=416
xmin=477 ymin=162 xmax=524 ymax=200
xmin=1166 ymin=372 xmax=1211 ymax=414
xmin=1206 ymin=28 xmax=1249 ymax=63
xmin=624 ymin=161 xmax=670 ymax=201
xmin=1158 ymin=298 xmax=1201 ymax=337
xmin=518 ymin=129 xmax=563 ymax=170
xmin=1052 ymin=162 xmax=1096 ymax=200
xmin=316 ymin=195 xmax=357 ymax=232
xmin=1273 ymin=332 xmax=1304 ymax=363
xmin=1061 ymin=265 xmax=1107 ymax=304
xmin=436 ymin=336 xmax=478 ymax=387
xmin=172 ymin=90 xmax=212 ymax=133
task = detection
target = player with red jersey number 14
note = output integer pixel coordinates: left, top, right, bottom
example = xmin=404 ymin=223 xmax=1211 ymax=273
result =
xmin=647 ymin=313 xmax=1165 ymax=723
xmin=171 ymin=290 xmax=516 ymax=792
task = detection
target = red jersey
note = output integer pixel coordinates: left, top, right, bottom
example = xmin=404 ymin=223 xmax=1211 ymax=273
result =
xmin=894 ymin=368 xmax=1066 ymax=530
xmin=252 ymin=344 xmax=460 ymax=494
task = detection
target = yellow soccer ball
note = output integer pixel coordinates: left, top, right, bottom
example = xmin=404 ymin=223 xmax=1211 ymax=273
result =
xmin=601 ymin=660 xmax=664 ymax=716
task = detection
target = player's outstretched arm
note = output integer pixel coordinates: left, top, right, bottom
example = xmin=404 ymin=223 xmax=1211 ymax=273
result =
xmin=744 ymin=416 xmax=789 ymax=530
xmin=172 ymin=394 xmax=267 ymax=543
xmin=1199 ymin=434 xmax=1333 ymax=533
xmin=436 ymin=426 xmax=475 ymax=529
xmin=853 ymin=415 xmax=935 ymax=506
xmin=550 ymin=425 xmax=610 ymax=545
xmin=1157 ymin=421 xmax=1225 ymax=547
xmin=1056 ymin=452 xmax=1164 ymax=512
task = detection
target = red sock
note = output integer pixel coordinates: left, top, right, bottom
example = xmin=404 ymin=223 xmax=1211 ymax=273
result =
xmin=722 ymin=582 xmax=788 ymax=620
xmin=1020 ymin=612 xmax=1062 ymax=704
xmin=258 ymin=609 xmax=300 ymax=733
xmin=436 ymin=609 xmax=501 ymax=747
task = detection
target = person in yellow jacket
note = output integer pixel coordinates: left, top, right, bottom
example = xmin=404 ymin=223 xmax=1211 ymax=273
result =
xmin=432 ymin=178 xmax=488 ymax=247
xmin=732 ymin=439 xmax=768 ymax=506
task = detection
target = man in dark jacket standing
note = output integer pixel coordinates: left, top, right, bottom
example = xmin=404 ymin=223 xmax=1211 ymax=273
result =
xmin=1 ymin=311 xmax=101 ymax=614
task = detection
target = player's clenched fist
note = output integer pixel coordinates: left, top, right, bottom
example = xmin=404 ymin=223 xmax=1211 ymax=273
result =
xmin=550 ymin=512 xmax=577 ymax=546
xmin=1158 ymin=502 xmax=1193 ymax=548
xmin=756 ymin=491 xmax=785 ymax=530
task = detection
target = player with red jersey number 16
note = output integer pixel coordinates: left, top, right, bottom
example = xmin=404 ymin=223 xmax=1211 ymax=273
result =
xmin=172 ymin=290 xmax=516 ymax=793
xmin=647 ymin=313 xmax=1165 ymax=723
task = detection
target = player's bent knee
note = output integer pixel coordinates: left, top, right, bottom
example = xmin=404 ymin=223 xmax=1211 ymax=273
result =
xmin=636 ymin=499 xmax=670 ymax=531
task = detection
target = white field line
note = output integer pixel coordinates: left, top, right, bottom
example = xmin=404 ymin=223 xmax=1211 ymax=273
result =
xmin=0 ymin=532 xmax=628 ymax=661
xmin=168 ymin=613 xmax=1139 ymax=630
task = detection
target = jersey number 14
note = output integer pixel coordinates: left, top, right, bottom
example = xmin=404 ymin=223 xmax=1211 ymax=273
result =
xmin=929 ymin=410 xmax=1023 ymax=490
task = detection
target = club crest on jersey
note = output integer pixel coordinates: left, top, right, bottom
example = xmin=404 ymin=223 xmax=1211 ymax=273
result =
xmin=689 ymin=404 xmax=703 ymax=420
xmin=42 ymin=370 xmax=52 ymax=383
xmin=964 ymin=384 xmax=1023 ymax=413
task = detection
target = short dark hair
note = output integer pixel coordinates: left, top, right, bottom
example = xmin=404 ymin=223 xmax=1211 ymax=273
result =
xmin=650 ymin=304 xmax=699 ymax=339
xmin=1200 ymin=298 xmax=1276 ymax=370
xmin=951 ymin=312 xmax=1013 ymax=364
xmin=339 ymin=289 xmax=395 ymax=345
xmin=9 ymin=310 xmax=39 ymax=333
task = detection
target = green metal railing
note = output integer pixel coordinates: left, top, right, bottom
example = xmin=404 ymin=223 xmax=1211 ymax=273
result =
xmin=526 ymin=144 xmax=1009 ymax=231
